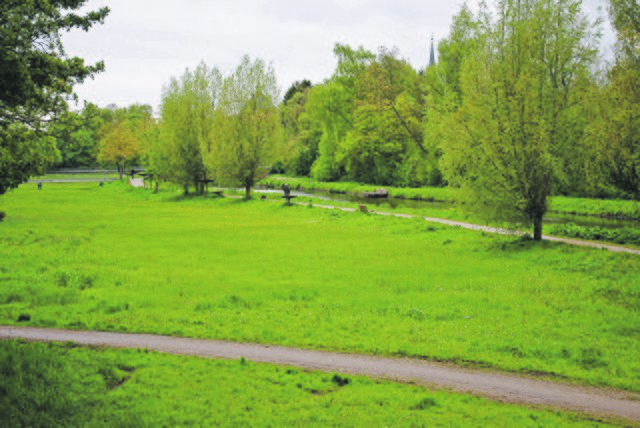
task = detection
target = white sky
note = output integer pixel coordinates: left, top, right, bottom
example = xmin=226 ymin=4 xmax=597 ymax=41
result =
xmin=62 ymin=0 xmax=614 ymax=113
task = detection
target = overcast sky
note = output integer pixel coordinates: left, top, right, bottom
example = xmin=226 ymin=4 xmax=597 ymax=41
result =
xmin=62 ymin=0 xmax=614 ymax=113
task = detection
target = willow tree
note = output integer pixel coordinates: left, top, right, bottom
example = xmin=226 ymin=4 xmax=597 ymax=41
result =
xmin=160 ymin=63 xmax=222 ymax=194
xmin=586 ymin=0 xmax=640 ymax=199
xmin=441 ymin=0 xmax=599 ymax=240
xmin=209 ymin=56 xmax=281 ymax=199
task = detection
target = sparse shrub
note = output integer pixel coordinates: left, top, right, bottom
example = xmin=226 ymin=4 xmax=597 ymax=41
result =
xmin=17 ymin=314 xmax=31 ymax=322
xmin=410 ymin=397 xmax=438 ymax=410
xmin=0 ymin=211 xmax=6 ymax=222
xmin=55 ymin=271 xmax=96 ymax=290
xmin=194 ymin=302 xmax=212 ymax=312
xmin=55 ymin=271 xmax=70 ymax=287
xmin=331 ymin=374 xmax=350 ymax=387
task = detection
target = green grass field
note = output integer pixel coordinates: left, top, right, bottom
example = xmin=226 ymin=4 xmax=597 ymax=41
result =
xmin=1 ymin=182 xmax=639 ymax=392
xmin=1 ymin=340 xmax=614 ymax=427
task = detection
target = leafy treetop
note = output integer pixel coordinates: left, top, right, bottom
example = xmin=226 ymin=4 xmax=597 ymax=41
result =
xmin=0 ymin=0 xmax=109 ymax=128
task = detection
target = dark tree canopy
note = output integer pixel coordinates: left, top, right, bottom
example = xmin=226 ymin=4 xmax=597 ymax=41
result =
xmin=0 ymin=0 xmax=109 ymax=125
xmin=0 ymin=0 xmax=108 ymax=196
xmin=283 ymin=80 xmax=312 ymax=105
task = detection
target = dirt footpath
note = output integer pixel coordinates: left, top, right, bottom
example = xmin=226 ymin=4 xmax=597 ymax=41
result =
xmin=2 ymin=326 xmax=639 ymax=423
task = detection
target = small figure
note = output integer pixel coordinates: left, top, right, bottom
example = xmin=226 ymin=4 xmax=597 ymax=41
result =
xmin=99 ymin=181 xmax=104 ymax=187
xmin=37 ymin=182 xmax=42 ymax=191
xmin=282 ymin=183 xmax=291 ymax=196
xmin=260 ymin=195 xmax=267 ymax=200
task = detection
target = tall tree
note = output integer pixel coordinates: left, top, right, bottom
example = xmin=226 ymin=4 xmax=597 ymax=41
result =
xmin=586 ymin=0 xmax=640 ymax=199
xmin=279 ymin=80 xmax=319 ymax=176
xmin=97 ymin=118 xmax=142 ymax=179
xmin=441 ymin=0 xmax=599 ymax=240
xmin=0 ymin=0 xmax=109 ymax=197
xmin=210 ymin=56 xmax=281 ymax=198
xmin=609 ymin=0 xmax=640 ymax=67
xmin=52 ymin=103 xmax=107 ymax=168
xmin=160 ymin=63 xmax=222 ymax=194
xmin=340 ymin=49 xmax=428 ymax=185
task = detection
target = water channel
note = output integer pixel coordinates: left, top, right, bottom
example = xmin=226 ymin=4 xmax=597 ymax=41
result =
xmin=254 ymin=188 xmax=639 ymax=230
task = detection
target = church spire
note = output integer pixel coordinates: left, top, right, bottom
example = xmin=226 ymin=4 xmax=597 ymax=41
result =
xmin=428 ymin=35 xmax=436 ymax=67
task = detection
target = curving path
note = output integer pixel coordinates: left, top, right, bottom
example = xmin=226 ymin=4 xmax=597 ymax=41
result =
xmin=1 ymin=326 xmax=639 ymax=423
xmin=302 ymin=202 xmax=640 ymax=255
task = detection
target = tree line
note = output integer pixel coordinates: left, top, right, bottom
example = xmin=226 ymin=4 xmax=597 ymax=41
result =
xmin=2 ymin=0 xmax=638 ymax=240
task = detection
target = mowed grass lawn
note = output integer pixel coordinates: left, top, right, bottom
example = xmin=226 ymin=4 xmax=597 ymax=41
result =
xmin=0 ymin=340 xmax=614 ymax=427
xmin=1 ymin=181 xmax=639 ymax=391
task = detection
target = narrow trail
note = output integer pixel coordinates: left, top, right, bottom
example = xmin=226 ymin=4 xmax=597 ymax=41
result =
xmin=2 ymin=327 xmax=639 ymax=423
xmin=301 ymin=201 xmax=640 ymax=255
xmin=129 ymin=178 xmax=145 ymax=188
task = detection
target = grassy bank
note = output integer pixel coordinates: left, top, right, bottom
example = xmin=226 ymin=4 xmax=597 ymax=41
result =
xmin=260 ymin=175 xmax=640 ymax=220
xmin=1 ymin=340 xmax=613 ymax=427
xmin=33 ymin=172 xmax=121 ymax=180
xmin=548 ymin=223 xmax=640 ymax=247
xmin=260 ymin=175 xmax=456 ymax=202
xmin=550 ymin=196 xmax=640 ymax=221
xmin=1 ymin=182 xmax=639 ymax=390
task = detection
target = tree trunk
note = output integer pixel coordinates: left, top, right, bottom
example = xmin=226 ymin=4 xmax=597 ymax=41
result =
xmin=533 ymin=216 xmax=543 ymax=241
xmin=154 ymin=181 xmax=159 ymax=193
xmin=245 ymin=185 xmax=251 ymax=199
xmin=183 ymin=185 xmax=189 ymax=195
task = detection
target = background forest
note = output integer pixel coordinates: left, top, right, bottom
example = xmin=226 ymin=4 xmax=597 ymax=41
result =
xmin=36 ymin=0 xmax=639 ymax=237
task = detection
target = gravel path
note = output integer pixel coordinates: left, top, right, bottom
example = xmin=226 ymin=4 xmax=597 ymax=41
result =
xmin=304 ymin=202 xmax=640 ymax=255
xmin=129 ymin=178 xmax=145 ymax=188
xmin=2 ymin=326 xmax=639 ymax=422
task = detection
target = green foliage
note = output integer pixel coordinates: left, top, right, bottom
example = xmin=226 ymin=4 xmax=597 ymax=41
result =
xmin=210 ymin=56 xmax=282 ymax=198
xmin=0 ymin=0 xmax=109 ymax=126
xmin=609 ymin=0 xmax=640 ymax=68
xmin=290 ymin=44 xmax=439 ymax=186
xmin=580 ymin=0 xmax=640 ymax=199
xmin=307 ymin=81 xmax=353 ymax=181
xmin=0 ymin=125 xmax=57 ymax=194
xmin=1 ymin=182 xmax=639 ymax=390
xmin=160 ymin=63 xmax=221 ymax=194
xmin=0 ymin=0 xmax=108 ymax=196
xmin=50 ymin=103 xmax=108 ymax=168
xmin=439 ymin=0 xmax=599 ymax=239
xmin=283 ymin=79 xmax=312 ymax=105
xmin=279 ymin=81 xmax=320 ymax=176
xmin=97 ymin=117 xmax=143 ymax=179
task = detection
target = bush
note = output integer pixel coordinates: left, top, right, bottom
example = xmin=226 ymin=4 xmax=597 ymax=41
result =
xmin=0 ymin=211 xmax=5 ymax=222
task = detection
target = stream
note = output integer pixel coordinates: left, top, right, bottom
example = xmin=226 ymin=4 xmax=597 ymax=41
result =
xmin=254 ymin=188 xmax=639 ymax=230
